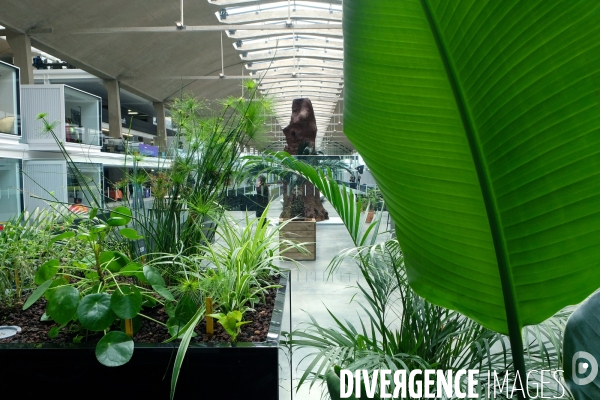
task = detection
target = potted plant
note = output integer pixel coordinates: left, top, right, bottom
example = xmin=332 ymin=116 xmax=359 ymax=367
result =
xmin=0 ymin=205 xmax=294 ymax=400
xmin=0 ymin=83 xmax=292 ymax=399
xmin=360 ymin=188 xmax=381 ymax=223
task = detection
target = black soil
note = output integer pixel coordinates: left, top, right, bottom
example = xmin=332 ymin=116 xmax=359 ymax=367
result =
xmin=0 ymin=286 xmax=278 ymax=345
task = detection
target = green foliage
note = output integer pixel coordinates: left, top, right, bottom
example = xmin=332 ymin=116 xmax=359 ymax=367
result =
xmin=343 ymin=0 xmax=600 ymax=388
xmin=95 ymin=331 xmax=134 ymax=367
xmin=207 ymin=310 xmax=251 ymax=343
xmin=133 ymin=83 xmax=273 ymax=256
xmin=0 ymin=210 xmax=70 ymax=305
xmin=194 ymin=204 xmax=303 ymax=314
xmin=359 ymin=189 xmax=382 ymax=212
xmin=22 ymin=206 xmax=160 ymax=367
xmin=144 ymin=206 xmax=303 ymax=400
xmin=261 ymin=154 xmax=568 ymax=397
xmin=18 ymin=86 xmax=284 ymax=399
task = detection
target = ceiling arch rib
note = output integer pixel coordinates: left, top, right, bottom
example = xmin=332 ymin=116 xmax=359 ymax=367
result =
xmin=228 ymin=27 xmax=342 ymax=40
xmin=259 ymin=80 xmax=343 ymax=90
xmin=272 ymin=108 xmax=335 ymax=116
xmin=213 ymin=0 xmax=345 ymax=152
xmin=246 ymin=58 xmax=343 ymax=71
xmin=265 ymin=90 xmax=341 ymax=98
xmin=241 ymin=47 xmax=343 ymax=61
xmin=250 ymin=67 xmax=343 ymax=77
xmin=234 ymin=34 xmax=343 ymax=52
xmin=272 ymin=102 xmax=336 ymax=112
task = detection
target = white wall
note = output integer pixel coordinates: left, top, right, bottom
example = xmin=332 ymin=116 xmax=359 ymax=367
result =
xmin=22 ymin=160 xmax=67 ymax=212
xmin=0 ymin=158 xmax=21 ymax=221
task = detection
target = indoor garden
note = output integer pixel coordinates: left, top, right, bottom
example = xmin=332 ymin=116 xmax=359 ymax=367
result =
xmin=1 ymin=1 xmax=600 ymax=400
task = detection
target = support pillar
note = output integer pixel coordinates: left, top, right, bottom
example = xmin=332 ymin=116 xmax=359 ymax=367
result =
xmin=153 ymin=102 xmax=167 ymax=152
xmin=6 ymin=32 xmax=34 ymax=84
xmin=103 ymin=79 xmax=122 ymax=139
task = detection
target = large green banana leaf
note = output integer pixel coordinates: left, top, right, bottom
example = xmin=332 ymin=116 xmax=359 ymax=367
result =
xmin=344 ymin=0 xmax=600 ymax=338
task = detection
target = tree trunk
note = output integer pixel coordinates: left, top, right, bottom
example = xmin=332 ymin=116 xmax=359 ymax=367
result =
xmin=280 ymin=181 xmax=328 ymax=222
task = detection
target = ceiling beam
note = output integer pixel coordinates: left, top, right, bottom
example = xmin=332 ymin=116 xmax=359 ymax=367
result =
xmin=144 ymin=75 xmax=344 ymax=80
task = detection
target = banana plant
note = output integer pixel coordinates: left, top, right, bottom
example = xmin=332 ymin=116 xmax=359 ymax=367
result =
xmin=343 ymin=0 xmax=600 ymax=396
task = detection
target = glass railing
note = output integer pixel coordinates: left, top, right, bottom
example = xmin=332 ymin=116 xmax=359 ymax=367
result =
xmin=65 ymin=125 xmax=101 ymax=146
xmin=101 ymin=138 xmax=172 ymax=159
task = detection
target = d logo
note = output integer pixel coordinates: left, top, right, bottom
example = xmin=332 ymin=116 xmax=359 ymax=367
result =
xmin=572 ymin=351 xmax=598 ymax=386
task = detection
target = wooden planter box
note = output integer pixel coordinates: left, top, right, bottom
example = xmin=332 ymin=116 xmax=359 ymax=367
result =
xmin=279 ymin=218 xmax=316 ymax=260
xmin=0 ymin=273 xmax=290 ymax=400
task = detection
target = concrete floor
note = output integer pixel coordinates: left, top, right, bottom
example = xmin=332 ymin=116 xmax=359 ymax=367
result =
xmin=230 ymin=197 xmax=392 ymax=400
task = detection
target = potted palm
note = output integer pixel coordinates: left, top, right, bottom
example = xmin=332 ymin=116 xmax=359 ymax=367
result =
xmin=360 ymin=188 xmax=381 ymax=223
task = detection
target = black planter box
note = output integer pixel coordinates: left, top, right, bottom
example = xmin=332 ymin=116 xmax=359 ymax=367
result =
xmin=0 ymin=273 xmax=289 ymax=400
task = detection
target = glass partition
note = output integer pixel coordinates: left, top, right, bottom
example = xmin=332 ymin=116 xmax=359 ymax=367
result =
xmin=0 ymin=158 xmax=22 ymax=223
xmin=64 ymin=86 xmax=101 ymax=146
xmin=0 ymin=61 xmax=19 ymax=135
xmin=67 ymin=163 xmax=103 ymax=208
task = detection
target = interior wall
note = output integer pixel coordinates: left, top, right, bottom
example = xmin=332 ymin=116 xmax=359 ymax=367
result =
xmin=0 ymin=158 xmax=21 ymax=222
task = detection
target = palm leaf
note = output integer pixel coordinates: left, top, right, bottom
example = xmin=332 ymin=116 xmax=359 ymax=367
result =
xmin=344 ymin=0 xmax=600 ymax=383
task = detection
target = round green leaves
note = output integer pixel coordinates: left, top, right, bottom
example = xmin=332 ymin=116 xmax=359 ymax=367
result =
xmin=47 ymin=286 xmax=79 ymax=325
xmin=143 ymin=265 xmax=165 ymax=286
xmin=107 ymin=206 xmax=132 ymax=226
xmin=119 ymin=228 xmax=143 ymax=240
xmin=96 ymin=331 xmax=134 ymax=367
xmin=77 ymin=293 xmax=115 ymax=331
xmin=99 ymin=251 xmax=130 ymax=273
xmin=110 ymin=286 xmax=142 ymax=319
xmin=35 ymin=259 xmax=60 ymax=285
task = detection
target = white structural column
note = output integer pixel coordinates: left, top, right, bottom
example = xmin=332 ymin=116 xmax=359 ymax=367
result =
xmin=6 ymin=31 xmax=34 ymax=84
xmin=103 ymin=79 xmax=122 ymax=139
xmin=153 ymin=102 xmax=167 ymax=150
